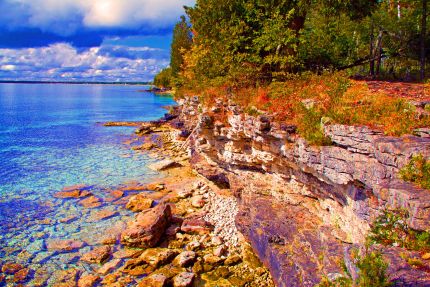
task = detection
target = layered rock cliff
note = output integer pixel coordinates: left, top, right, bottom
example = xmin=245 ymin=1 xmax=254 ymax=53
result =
xmin=174 ymin=96 xmax=430 ymax=286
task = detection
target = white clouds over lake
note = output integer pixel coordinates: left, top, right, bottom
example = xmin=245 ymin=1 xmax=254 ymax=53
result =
xmin=0 ymin=43 xmax=169 ymax=82
xmin=1 ymin=0 xmax=194 ymax=34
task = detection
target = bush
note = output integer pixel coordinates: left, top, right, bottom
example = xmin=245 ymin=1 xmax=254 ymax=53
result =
xmin=369 ymin=209 xmax=430 ymax=252
xmin=355 ymin=249 xmax=391 ymax=287
xmin=399 ymin=154 xmax=430 ymax=190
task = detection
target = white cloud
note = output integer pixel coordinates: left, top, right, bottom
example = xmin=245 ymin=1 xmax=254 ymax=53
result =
xmin=0 ymin=43 xmax=169 ymax=81
xmin=2 ymin=0 xmax=194 ymax=33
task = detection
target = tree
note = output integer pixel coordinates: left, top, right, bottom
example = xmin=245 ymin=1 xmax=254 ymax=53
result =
xmin=170 ymin=16 xmax=192 ymax=78
xmin=153 ymin=67 xmax=172 ymax=88
xmin=420 ymin=0 xmax=427 ymax=80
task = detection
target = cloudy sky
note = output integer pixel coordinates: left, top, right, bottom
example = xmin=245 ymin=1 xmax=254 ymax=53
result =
xmin=0 ymin=0 xmax=194 ymax=82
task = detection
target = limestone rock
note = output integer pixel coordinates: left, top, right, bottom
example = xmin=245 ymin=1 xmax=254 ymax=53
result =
xmin=181 ymin=218 xmax=213 ymax=235
xmin=148 ymin=159 xmax=182 ymax=171
xmin=139 ymin=248 xmax=178 ymax=268
xmin=203 ymin=254 xmax=223 ymax=266
xmin=126 ymin=194 xmax=154 ymax=212
xmin=81 ymin=246 xmax=111 ymax=264
xmin=13 ymin=267 xmax=29 ymax=282
xmin=46 ymin=239 xmax=85 ymax=252
xmin=121 ymin=203 xmax=172 ymax=248
xmin=1 ymin=263 xmax=23 ymax=274
xmin=191 ymin=195 xmax=206 ymax=208
xmin=137 ymin=274 xmax=168 ymax=287
xmin=97 ymin=259 xmax=122 ymax=275
xmin=173 ymin=251 xmax=197 ymax=267
xmin=173 ymin=272 xmax=195 ymax=287
xmin=78 ymin=274 xmax=100 ymax=287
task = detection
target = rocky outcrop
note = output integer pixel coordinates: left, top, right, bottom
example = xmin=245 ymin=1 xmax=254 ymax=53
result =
xmin=176 ymin=97 xmax=430 ymax=286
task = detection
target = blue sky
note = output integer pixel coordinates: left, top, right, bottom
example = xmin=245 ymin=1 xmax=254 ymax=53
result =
xmin=0 ymin=0 xmax=194 ymax=82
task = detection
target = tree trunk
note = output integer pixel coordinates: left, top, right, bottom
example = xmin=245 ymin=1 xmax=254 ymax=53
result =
xmin=370 ymin=25 xmax=375 ymax=78
xmin=376 ymin=30 xmax=384 ymax=76
xmin=420 ymin=0 xmax=427 ymax=81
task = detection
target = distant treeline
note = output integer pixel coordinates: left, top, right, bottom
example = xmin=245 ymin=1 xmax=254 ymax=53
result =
xmin=0 ymin=80 xmax=151 ymax=85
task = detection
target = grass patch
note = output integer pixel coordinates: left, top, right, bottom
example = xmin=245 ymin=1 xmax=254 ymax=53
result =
xmin=399 ymin=154 xmax=430 ymax=190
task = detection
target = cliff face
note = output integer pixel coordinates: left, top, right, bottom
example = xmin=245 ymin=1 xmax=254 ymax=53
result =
xmin=176 ymin=97 xmax=430 ymax=286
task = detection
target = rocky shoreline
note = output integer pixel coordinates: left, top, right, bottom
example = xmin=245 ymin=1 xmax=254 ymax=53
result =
xmin=0 ymin=113 xmax=274 ymax=287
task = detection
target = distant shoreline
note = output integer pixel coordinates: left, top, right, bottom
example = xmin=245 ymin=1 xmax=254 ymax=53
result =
xmin=0 ymin=80 xmax=152 ymax=85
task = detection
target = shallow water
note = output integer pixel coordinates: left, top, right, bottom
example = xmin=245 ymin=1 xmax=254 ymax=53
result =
xmin=0 ymin=83 xmax=175 ymax=285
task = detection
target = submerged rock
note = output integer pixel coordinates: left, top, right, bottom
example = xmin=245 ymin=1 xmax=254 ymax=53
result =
xmin=46 ymin=239 xmax=85 ymax=252
xmin=13 ymin=267 xmax=30 ymax=283
xmin=79 ymin=196 xmax=102 ymax=208
xmin=77 ymin=274 xmax=100 ymax=287
xmin=81 ymin=246 xmax=111 ymax=264
xmin=120 ymin=203 xmax=172 ymax=248
xmin=97 ymin=258 xmax=122 ymax=275
xmin=1 ymin=262 xmax=23 ymax=274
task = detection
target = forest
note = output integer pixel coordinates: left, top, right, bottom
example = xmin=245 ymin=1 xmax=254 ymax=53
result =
xmin=154 ymin=0 xmax=430 ymax=145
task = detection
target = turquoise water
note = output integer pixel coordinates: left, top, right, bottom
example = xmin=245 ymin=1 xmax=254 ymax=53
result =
xmin=0 ymin=83 xmax=175 ymax=285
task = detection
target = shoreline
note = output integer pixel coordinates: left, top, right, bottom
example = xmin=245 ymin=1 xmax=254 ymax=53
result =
xmin=0 ymin=110 xmax=274 ymax=286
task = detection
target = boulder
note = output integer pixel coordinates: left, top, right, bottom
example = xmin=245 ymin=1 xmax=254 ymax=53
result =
xmin=121 ymin=203 xmax=172 ymax=248
xmin=126 ymin=194 xmax=154 ymax=212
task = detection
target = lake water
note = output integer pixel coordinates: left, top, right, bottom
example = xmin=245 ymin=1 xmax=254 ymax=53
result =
xmin=0 ymin=83 xmax=175 ymax=285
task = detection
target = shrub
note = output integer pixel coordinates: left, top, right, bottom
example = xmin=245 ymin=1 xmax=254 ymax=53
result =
xmin=369 ymin=209 xmax=430 ymax=252
xmin=399 ymin=154 xmax=430 ymax=190
xmin=355 ymin=248 xmax=391 ymax=287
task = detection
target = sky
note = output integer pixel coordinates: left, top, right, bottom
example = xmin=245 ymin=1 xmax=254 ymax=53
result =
xmin=0 ymin=0 xmax=195 ymax=82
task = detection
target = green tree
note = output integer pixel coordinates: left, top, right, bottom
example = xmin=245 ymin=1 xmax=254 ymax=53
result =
xmin=153 ymin=67 xmax=172 ymax=88
xmin=170 ymin=15 xmax=192 ymax=78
